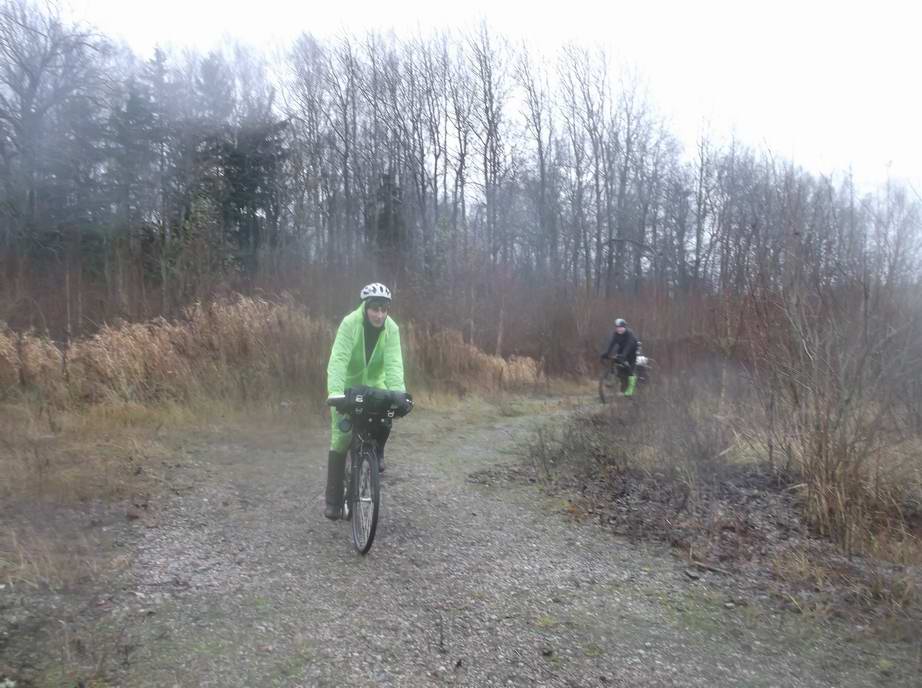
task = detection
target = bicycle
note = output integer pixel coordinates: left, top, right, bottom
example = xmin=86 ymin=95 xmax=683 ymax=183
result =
xmin=598 ymin=352 xmax=652 ymax=403
xmin=326 ymin=386 xmax=413 ymax=554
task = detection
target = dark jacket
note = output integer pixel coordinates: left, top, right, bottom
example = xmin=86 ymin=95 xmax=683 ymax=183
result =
xmin=603 ymin=327 xmax=639 ymax=371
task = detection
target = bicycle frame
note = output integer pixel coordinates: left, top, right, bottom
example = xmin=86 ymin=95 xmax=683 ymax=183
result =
xmin=339 ymin=409 xmax=389 ymax=519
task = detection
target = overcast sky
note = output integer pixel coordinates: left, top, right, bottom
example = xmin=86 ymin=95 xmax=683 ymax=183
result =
xmin=69 ymin=0 xmax=921 ymax=193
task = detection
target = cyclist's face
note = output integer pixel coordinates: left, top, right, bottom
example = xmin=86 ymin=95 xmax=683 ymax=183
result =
xmin=615 ymin=325 xmax=626 ymax=335
xmin=366 ymin=301 xmax=389 ymax=327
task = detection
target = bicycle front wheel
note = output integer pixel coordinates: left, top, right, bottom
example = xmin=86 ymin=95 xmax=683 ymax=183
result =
xmin=599 ymin=368 xmax=619 ymax=403
xmin=341 ymin=456 xmax=353 ymax=522
xmin=350 ymin=446 xmax=380 ymax=554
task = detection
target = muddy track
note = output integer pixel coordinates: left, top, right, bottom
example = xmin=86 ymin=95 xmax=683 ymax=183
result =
xmin=2 ymin=398 xmax=917 ymax=686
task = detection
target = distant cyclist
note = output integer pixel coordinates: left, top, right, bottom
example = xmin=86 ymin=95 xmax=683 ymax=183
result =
xmin=323 ymin=283 xmax=409 ymax=520
xmin=600 ymin=318 xmax=639 ymax=397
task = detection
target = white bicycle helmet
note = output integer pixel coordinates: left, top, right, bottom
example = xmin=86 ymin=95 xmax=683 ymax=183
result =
xmin=360 ymin=282 xmax=392 ymax=301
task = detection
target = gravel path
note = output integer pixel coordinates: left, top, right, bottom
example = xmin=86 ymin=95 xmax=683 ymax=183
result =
xmin=4 ymin=398 xmax=917 ymax=686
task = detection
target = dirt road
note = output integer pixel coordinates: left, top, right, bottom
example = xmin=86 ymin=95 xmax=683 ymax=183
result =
xmin=1 ymin=398 xmax=916 ymax=686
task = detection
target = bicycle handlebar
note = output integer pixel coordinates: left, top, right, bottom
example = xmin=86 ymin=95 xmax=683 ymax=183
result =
xmin=326 ymin=386 xmax=414 ymax=418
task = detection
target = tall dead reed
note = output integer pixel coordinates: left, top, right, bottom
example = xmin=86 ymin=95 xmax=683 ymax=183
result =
xmin=0 ymin=295 xmax=543 ymax=409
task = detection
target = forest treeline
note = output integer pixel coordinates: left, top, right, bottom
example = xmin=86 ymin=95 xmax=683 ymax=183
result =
xmin=2 ymin=0 xmax=918 ymax=362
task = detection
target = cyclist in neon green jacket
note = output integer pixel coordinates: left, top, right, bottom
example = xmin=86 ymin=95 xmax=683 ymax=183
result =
xmin=324 ymin=282 xmax=408 ymax=519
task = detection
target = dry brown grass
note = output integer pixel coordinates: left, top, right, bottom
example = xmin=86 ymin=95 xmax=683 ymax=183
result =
xmin=67 ymin=297 xmax=335 ymax=404
xmin=404 ymin=324 xmax=543 ymax=394
xmin=528 ymin=364 xmax=922 ymax=615
xmin=764 ymin=422 xmax=920 ymax=555
xmin=0 ymin=525 xmax=126 ymax=591
xmin=1 ymin=295 xmax=543 ymax=409
xmin=743 ymin=405 xmax=922 ymax=559
xmin=771 ymin=543 xmax=919 ymax=624
xmin=0 ymin=325 xmax=19 ymax=387
xmin=0 ymin=400 xmax=190 ymax=590
xmin=0 ymin=396 xmax=201 ymax=595
xmin=0 ymin=298 xmax=333 ymax=407
xmin=0 ymin=326 xmax=68 ymax=404
xmin=0 ymin=294 xmax=545 ymax=504
xmin=0 ymin=404 xmax=171 ymax=504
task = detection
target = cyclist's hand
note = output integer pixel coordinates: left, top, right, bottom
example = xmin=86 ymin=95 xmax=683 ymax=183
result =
xmin=614 ymin=354 xmax=625 ymax=364
xmin=401 ymin=397 xmax=414 ymax=417
xmin=327 ymin=393 xmax=349 ymax=413
xmin=395 ymin=393 xmax=414 ymax=417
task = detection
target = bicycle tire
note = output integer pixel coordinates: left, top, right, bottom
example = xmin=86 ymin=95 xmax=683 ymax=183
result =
xmin=638 ymin=364 xmax=651 ymax=385
xmin=351 ymin=446 xmax=380 ymax=554
xmin=598 ymin=368 xmax=619 ymax=403
xmin=340 ymin=455 xmax=353 ymax=521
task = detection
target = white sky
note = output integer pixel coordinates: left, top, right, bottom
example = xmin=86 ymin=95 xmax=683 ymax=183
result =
xmin=71 ymin=0 xmax=921 ymax=193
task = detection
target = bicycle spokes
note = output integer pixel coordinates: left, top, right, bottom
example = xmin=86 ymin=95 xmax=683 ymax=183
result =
xmin=341 ymin=462 xmax=352 ymax=520
xmin=356 ymin=460 xmax=373 ymax=537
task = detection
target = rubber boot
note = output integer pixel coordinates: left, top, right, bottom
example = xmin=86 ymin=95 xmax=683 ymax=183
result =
xmin=624 ymin=375 xmax=637 ymax=397
xmin=323 ymin=450 xmax=346 ymax=520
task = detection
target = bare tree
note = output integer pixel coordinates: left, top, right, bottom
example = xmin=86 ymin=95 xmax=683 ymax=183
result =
xmin=516 ymin=44 xmax=557 ymax=276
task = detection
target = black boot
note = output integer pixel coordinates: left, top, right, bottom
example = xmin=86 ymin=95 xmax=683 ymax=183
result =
xmin=324 ymin=450 xmax=346 ymax=520
xmin=375 ymin=425 xmax=391 ymax=474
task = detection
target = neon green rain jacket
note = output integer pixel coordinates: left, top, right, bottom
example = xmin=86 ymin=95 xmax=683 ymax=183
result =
xmin=327 ymin=303 xmax=406 ymax=452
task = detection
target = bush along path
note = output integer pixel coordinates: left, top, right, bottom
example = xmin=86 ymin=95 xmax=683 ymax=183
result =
xmin=2 ymin=397 xmax=918 ymax=686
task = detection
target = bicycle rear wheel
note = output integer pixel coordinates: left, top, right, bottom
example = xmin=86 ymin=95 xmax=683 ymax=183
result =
xmin=599 ymin=368 xmax=619 ymax=403
xmin=350 ymin=446 xmax=380 ymax=554
xmin=637 ymin=363 xmax=650 ymax=385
